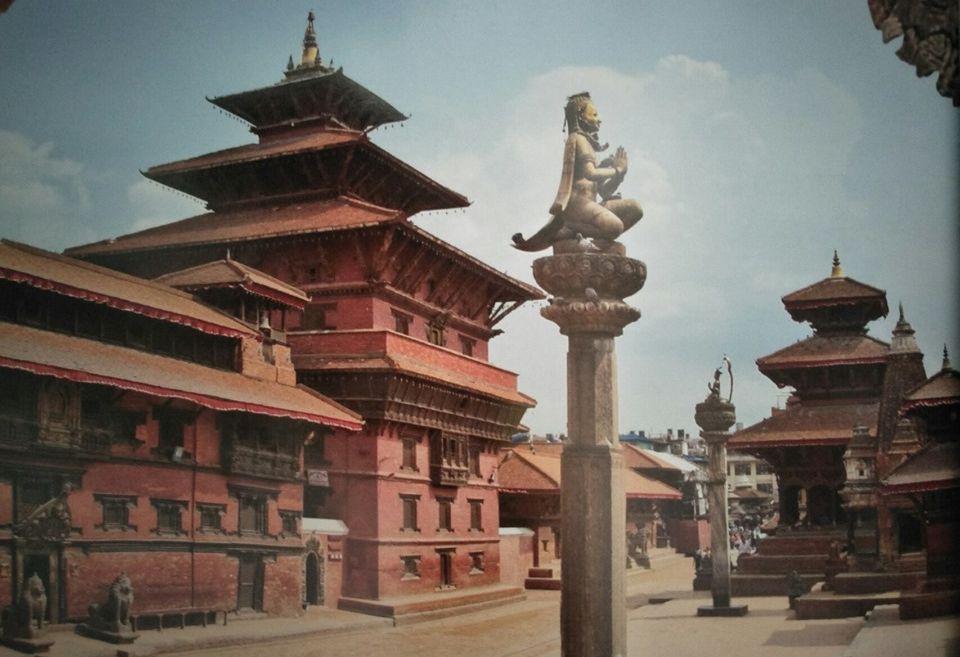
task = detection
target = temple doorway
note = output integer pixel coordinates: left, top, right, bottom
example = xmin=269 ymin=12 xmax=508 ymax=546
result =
xmin=237 ymin=554 xmax=264 ymax=611
xmin=896 ymin=512 xmax=924 ymax=554
xmin=438 ymin=549 xmax=454 ymax=589
xmin=304 ymin=551 xmax=323 ymax=606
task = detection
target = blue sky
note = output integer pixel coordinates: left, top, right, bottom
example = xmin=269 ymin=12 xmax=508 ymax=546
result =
xmin=1 ymin=2 xmax=956 ymax=437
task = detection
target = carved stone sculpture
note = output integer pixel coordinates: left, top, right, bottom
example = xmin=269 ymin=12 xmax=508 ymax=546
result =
xmin=1 ymin=573 xmax=54 ymax=653
xmin=77 ymin=573 xmax=139 ymax=644
xmin=513 ymin=92 xmax=643 ymax=254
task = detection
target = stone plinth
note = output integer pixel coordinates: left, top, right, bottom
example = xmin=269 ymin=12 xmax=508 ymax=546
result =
xmin=535 ymin=250 xmax=644 ymax=657
xmin=695 ymin=393 xmax=748 ymax=617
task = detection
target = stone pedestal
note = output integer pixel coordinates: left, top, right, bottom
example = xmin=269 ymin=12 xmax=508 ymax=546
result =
xmin=695 ymin=393 xmax=748 ymax=617
xmin=534 ymin=251 xmax=645 ymax=657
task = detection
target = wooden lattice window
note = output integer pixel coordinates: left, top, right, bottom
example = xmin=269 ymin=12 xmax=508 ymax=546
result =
xmin=400 ymin=494 xmax=419 ymax=532
xmin=95 ymin=494 xmax=137 ymax=532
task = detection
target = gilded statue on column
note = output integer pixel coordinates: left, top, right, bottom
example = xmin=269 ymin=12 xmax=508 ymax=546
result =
xmin=512 ymin=92 xmax=643 ymax=254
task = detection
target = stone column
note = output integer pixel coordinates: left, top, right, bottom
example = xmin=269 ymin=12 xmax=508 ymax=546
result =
xmin=695 ymin=391 xmax=748 ymax=616
xmin=534 ymin=251 xmax=645 ymax=657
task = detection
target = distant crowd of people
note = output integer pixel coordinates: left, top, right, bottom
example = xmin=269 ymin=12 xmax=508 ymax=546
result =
xmin=694 ymin=518 xmax=768 ymax=572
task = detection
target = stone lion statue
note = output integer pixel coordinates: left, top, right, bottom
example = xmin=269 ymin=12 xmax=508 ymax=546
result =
xmin=1 ymin=573 xmax=47 ymax=640
xmin=88 ymin=573 xmax=134 ymax=633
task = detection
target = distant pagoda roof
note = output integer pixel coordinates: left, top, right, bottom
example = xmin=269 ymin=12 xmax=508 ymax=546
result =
xmin=209 ymin=68 xmax=406 ymax=133
xmin=758 ymin=334 xmax=890 ymax=372
xmin=900 ymin=349 xmax=960 ymax=414
xmin=729 ymin=399 xmax=879 ymax=450
xmin=882 ymin=441 xmax=960 ymax=493
xmin=781 ymin=252 xmax=888 ymax=332
xmin=209 ymin=11 xmax=406 ymax=133
xmin=155 ymin=257 xmax=310 ymax=310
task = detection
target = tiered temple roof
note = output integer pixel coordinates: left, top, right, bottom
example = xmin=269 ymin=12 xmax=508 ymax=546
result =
xmin=731 ymin=254 xmax=891 ymax=451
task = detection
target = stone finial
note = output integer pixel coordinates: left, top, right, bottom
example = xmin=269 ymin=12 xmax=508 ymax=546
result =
xmin=944 ymin=344 xmax=952 ymax=371
xmin=301 ymin=10 xmax=319 ymax=67
xmin=890 ymin=301 xmax=921 ymax=355
xmin=831 ymin=250 xmax=844 ymax=278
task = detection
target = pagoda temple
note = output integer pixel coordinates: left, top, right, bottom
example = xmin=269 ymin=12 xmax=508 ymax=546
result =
xmin=727 ymin=253 xmax=924 ymax=594
xmin=67 ymin=13 xmax=542 ymax=615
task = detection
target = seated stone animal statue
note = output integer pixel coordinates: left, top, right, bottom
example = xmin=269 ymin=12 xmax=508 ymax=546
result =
xmin=2 ymin=573 xmax=47 ymax=640
xmin=88 ymin=573 xmax=134 ymax=633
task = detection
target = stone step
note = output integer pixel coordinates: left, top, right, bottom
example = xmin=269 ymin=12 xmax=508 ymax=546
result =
xmin=524 ymin=577 xmax=562 ymax=590
xmin=754 ymin=535 xmax=845 ymax=556
xmin=793 ymin=590 xmax=901 ymax=619
xmin=338 ymin=585 xmax=525 ymax=623
xmin=832 ymin=571 xmax=921 ymax=595
xmin=730 ymin=573 xmax=822 ymax=596
xmin=737 ymin=554 xmax=827 ymax=574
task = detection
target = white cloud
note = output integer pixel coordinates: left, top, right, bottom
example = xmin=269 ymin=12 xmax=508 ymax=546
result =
xmin=0 ymin=130 xmax=94 ymax=250
xmin=127 ymin=178 xmax=205 ymax=232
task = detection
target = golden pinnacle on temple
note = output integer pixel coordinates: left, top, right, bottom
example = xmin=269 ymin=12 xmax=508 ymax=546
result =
xmin=831 ymin=249 xmax=844 ymax=278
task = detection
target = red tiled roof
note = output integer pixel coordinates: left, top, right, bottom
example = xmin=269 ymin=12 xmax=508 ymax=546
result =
xmin=292 ymin=352 xmax=535 ymax=406
xmin=758 ymin=334 xmax=890 ymax=370
xmin=65 ymin=196 xmax=402 ymax=257
xmin=498 ymin=446 xmax=681 ymax=499
xmin=729 ymin=399 xmax=879 ymax=449
xmin=782 ymin=276 xmax=887 ymax=309
xmin=0 ymin=321 xmax=363 ymax=430
xmin=145 ymin=131 xmax=362 ymax=176
xmin=209 ymin=68 xmax=407 ymax=131
xmin=155 ymin=258 xmax=309 ymax=309
xmin=882 ymin=441 xmax=960 ymax=494
xmin=1 ymin=240 xmax=256 ymax=340
xmin=901 ymin=368 xmax=960 ymax=414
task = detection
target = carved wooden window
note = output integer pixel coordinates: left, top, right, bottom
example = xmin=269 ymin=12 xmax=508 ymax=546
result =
xmin=426 ymin=319 xmax=446 ymax=346
xmin=437 ymin=498 xmax=453 ymax=532
xmin=152 ymin=498 xmax=188 ymax=536
xmin=469 ymin=442 xmax=482 ymax=478
xmin=18 ymin=479 xmax=57 ymax=521
xmin=400 ymin=494 xmax=419 ymax=532
xmin=459 ymin=336 xmax=475 ymax=357
xmin=401 ymin=436 xmax=418 ymax=471
xmin=0 ymin=371 xmax=38 ymax=445
xmin=469 ymin=499 xmax=483 ymax=532
xmin=280 ymin=510 xmax=300 ymax=537
xmin=197 ymin=503 xmax=225 ymax=533
xmin=431 ymin=432 xmax=469 ymax=486
xmin=156 ymin=409 xmax=190 ymax=460
xmin=95 ymin=494 xmax=137 ymax=532
xmin=400 ymin=555 xmax=421 ymax=580
xmin=392 ymin=310 xmax=412 ymax=336
xmin=238 ymin=494 xmax=268 ymax=536
xmin=304 ymin=486 xmax=329 ymax=517
xmin=469 ymin=551 xmax=485 ymax=574
xmin=221 ymin=414 xmax=301 ymax=480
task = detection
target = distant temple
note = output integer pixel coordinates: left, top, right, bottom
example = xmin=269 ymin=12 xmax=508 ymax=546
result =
xmin=728 ymin=254 xmax=924 ymax=593
xmin=728 ymin=253 xmax=960 ymax=617
xmin=66 ymin=12 xmax=542 ymax=617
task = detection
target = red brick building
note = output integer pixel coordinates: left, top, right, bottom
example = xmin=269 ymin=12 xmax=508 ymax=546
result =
xmin=67 ymin=14 xmax=542 ymax=613
xmin=0 ymin=240 xmax=361 ymax=623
